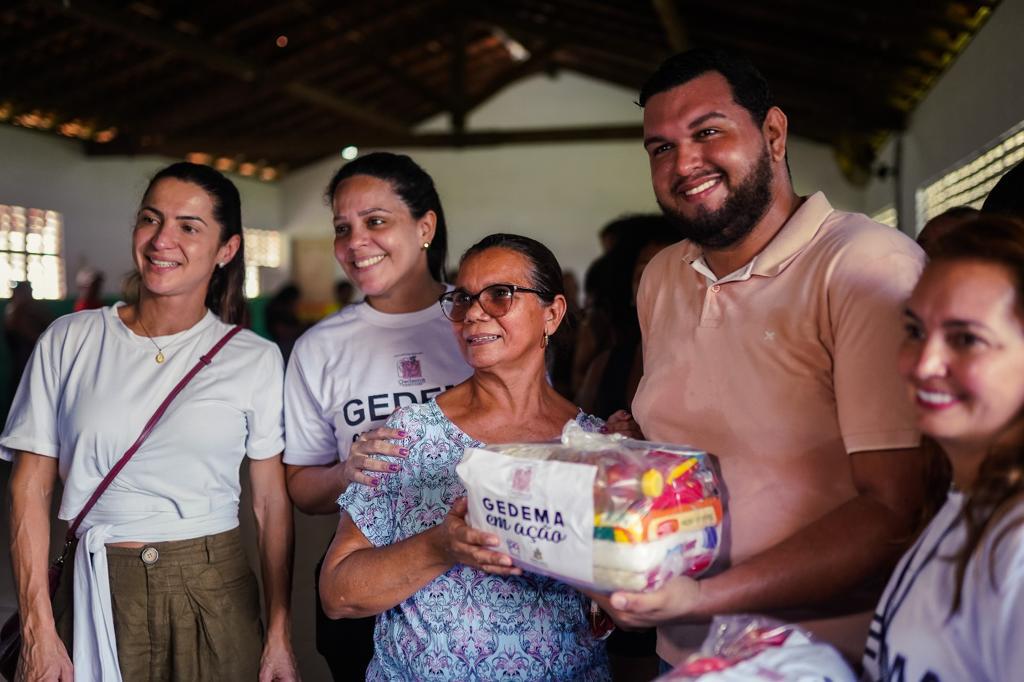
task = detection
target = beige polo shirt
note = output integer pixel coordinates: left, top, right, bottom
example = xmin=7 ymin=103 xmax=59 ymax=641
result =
xmin=633 ymin=192 xmax=924 ymax=662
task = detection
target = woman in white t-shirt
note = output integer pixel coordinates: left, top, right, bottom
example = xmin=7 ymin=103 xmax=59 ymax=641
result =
xmin=3 ymin=162 xmax=297 ymax=681
xmin=862 ymin=214 xmax=1024 ymax=681
xmin=283 ymin=152 xmax=471 ymax=679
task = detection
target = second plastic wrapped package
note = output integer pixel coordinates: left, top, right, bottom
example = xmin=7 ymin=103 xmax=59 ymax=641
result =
xmin=455 ymin=421 xmax=723 ymax=592
xmin=654 ymin=615 xmax=856 ymax=681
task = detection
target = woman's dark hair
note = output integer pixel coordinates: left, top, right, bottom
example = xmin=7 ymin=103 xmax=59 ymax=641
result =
xmin=927 ymin=214 xmax=1024 ymax=612
xmin=982 ymin=161 xmax=1024 ymax=218
xmin=325 ymin=152 xmax=448 ymax=281
xmin=133 ymin=162 xmax=248 ymax=325
xmin=596 ymin=214 xmax=681 ymax=332
xmin=460 ymin=233 xmax=564 ymax=300
xmin=459 ymin=233 xmax=568 ymax=348
xmin=638 ymin=48 xmax=774 ymax=127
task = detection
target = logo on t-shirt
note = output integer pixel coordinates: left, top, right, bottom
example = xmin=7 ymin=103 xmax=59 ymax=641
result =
xmin=396 ymin=353 xmax=425 ymax=386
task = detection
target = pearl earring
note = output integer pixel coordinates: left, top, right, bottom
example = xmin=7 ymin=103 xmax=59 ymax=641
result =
xmin=422 ymin=242 xmax=431 ymax=250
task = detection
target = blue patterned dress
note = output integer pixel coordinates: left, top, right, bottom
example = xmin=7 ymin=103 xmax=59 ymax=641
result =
xmin=339 ymin=400 xmax=610 ymax=681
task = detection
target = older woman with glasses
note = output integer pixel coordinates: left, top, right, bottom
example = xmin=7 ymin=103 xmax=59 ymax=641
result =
xmin=318 ymin=233 xmax=611 ymax=681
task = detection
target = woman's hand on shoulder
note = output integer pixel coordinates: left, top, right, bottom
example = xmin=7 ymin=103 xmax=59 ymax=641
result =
xmin=258 ymin=636 xmax=300 ymax=682
xmin=437 ymin=498 xmax=522 ymax=577
xmin=16 ymin=628 xmax=73 ymax=682
xmin=342 ymin=426 xmax=408 ymax=489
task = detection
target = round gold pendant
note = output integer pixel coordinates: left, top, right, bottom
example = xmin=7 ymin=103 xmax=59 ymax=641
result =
xmin=155 ymin=351 xmax=165 ymax=364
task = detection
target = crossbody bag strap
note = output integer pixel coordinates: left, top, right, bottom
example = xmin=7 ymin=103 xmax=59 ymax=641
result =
xmin=64 ymin=324 xmax=244 ymax=543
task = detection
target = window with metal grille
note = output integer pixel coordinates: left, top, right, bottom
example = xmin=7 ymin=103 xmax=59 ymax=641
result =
xmin=871 ymin=205 xmax=898 ymax=228
xmin=0 ymin=204 xmax=65 ymax=299
xmin=243 ymin=228 xmax=284 ymax=298
xmin=917 ymin=121 xmax=1024 ymax=231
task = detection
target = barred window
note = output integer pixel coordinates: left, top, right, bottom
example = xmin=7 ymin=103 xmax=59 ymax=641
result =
xmin=871 ymin=205 xmax=898 ymax=228
xmin=917 ymin=121 xmax=1024 ymax=230
xmin=0 ymin=204 xmax=65 ymax=299
xmin=243 ymin=228 xmax=284 ymax=298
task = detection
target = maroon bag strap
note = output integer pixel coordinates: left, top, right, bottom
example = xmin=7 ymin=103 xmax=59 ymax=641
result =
xmin=64 ymin=325 xmax=243 ymax=543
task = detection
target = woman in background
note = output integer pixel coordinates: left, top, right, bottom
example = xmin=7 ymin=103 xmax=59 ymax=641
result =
xmin=283 ymin=152 xmax=471 ymax=680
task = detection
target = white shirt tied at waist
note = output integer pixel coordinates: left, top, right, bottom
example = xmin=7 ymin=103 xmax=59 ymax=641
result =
xmin=71 ymin=506 xmax=239 ymax=682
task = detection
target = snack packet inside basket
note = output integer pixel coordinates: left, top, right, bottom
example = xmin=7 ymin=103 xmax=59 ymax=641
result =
xmin=455 ymin=421 xmax=724 ymax=592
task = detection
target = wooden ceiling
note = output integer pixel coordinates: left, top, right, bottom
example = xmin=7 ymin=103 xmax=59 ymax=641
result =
xmin=0 ymin=0 xmax=999 ymax=182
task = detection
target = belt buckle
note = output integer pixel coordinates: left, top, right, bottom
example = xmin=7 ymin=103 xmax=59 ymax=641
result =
xmin=140 ymin=546 xmax=160 ymax=565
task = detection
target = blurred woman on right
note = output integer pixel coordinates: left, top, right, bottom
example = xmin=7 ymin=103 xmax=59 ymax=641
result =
xmin=863 ymin=215 xmax=1024 ymax=681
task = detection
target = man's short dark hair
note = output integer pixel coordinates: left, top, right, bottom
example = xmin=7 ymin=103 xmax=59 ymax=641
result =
xmin=638 ymin=48 xmax=774 ymax=126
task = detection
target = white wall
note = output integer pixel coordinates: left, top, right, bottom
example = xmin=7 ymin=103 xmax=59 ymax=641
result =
xmin=865 ymin=0 xmax=1024 ymax=234
xmin=0 ymin=126 xmax=283 ymax=296
xmin=280 ymin=71 xmax=865 ymax=287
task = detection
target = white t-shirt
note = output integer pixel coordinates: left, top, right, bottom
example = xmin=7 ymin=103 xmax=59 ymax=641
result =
xmin=862 ymin=490 xmax=1024 ymax=682
xmin=0 ymin=304 xmax=284 ymax=538
xmin=283 ymin=299 xmax=472 ymax=467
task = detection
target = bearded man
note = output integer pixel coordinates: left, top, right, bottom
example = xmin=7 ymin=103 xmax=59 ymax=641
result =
xmin=599 ymin=49 xmax=931 ymax=670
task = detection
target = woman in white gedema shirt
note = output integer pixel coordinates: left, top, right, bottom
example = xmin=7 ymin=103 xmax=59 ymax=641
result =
xmin=284 ymin=152 xmax=471 ymax=679
xmin=863 ymin=214 xmax=1024 ymax=681
xmin=3 ymin=162 xmax=298 ymax=681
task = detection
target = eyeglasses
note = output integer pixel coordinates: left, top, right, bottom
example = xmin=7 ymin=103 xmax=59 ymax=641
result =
xmin=438 ymin=283 xmax=549 ymax=322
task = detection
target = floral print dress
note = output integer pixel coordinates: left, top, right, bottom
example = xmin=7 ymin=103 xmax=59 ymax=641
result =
xmin=339 ymin=400 xmax=610 ymax=681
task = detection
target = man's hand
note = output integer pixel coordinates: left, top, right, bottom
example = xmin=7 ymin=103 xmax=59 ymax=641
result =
xmin=594 ymin=575 xmax=702 ymax=630
xmin=604 ymin=410 xmax=645 ymax=439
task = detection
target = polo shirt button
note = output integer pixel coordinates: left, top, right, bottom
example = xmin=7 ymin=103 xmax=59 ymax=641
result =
xmin=711 ymin=284 xmax=721 ymax=293
xmin=140 ymin=546 xmax=160 ymax=565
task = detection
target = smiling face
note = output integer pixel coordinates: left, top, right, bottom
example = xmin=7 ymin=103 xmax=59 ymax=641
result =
xmin=453 ymin=247 xmax=565 ymax=371
xmin=132 ymin=177 xmax=239 ymax=304
xmin=643 ymin=72 xmax=780 ymax=249
xmin=331 ymin=174 xmax=435 ymax=303
xmin=899 ymin=259 xmax=1024 ymax=479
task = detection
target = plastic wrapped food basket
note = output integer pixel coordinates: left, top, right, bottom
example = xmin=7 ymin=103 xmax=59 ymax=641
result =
xmin=455 ymin=421 xmax=723 ymax=592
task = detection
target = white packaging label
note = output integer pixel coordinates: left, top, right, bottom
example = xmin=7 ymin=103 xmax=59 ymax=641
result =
xmin=457 ymin=447 xmax=596 ymax=586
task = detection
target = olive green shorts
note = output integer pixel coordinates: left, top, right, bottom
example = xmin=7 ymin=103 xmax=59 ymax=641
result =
xmin=54 ymin=528 xmax=263 ymax=681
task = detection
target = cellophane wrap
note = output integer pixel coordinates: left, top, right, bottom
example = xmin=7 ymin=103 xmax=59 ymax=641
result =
xmin=654 ymin=615 xmax=855 ymax=681
xmin=455 ymin=421 xmax=723 ymax=592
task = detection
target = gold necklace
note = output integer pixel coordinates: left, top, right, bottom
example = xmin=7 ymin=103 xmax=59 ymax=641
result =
xmin=136 ymin=316 xmax=167 ymax=364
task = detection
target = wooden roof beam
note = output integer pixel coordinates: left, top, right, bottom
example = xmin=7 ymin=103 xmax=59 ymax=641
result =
xmin=35 ymin=0 xmax=408 ymax=135
xmin=85 ymin=124 xmax=645 ymax=159
xmin=450 ymin=9 xmax=468 ymax=137
xmin=651 ymin=0 xmax=690 ymax=52
xmin=467 ymin=5 xmax=666 ymax=69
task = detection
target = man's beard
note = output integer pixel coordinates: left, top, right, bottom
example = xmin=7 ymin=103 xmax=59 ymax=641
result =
xmin=658 ymin=147 xmax=774 ymax=250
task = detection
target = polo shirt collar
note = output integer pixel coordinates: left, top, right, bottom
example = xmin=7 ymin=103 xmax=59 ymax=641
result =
xmin=750 ymin=192 xmax=833 ymax=277
xmin=681 ymin=192 xmax=834 ymax=283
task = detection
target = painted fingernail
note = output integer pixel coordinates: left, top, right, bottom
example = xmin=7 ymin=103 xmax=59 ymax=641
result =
xmin=399 ymin=448 xmax=409 ymax=456
xmin=398 ymin=430 xmax=408 ymax=437
xmin=388 ymin=464 xmax=400 ymax=473
xmin=371 ymin=478 xmax=380 ymax=486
